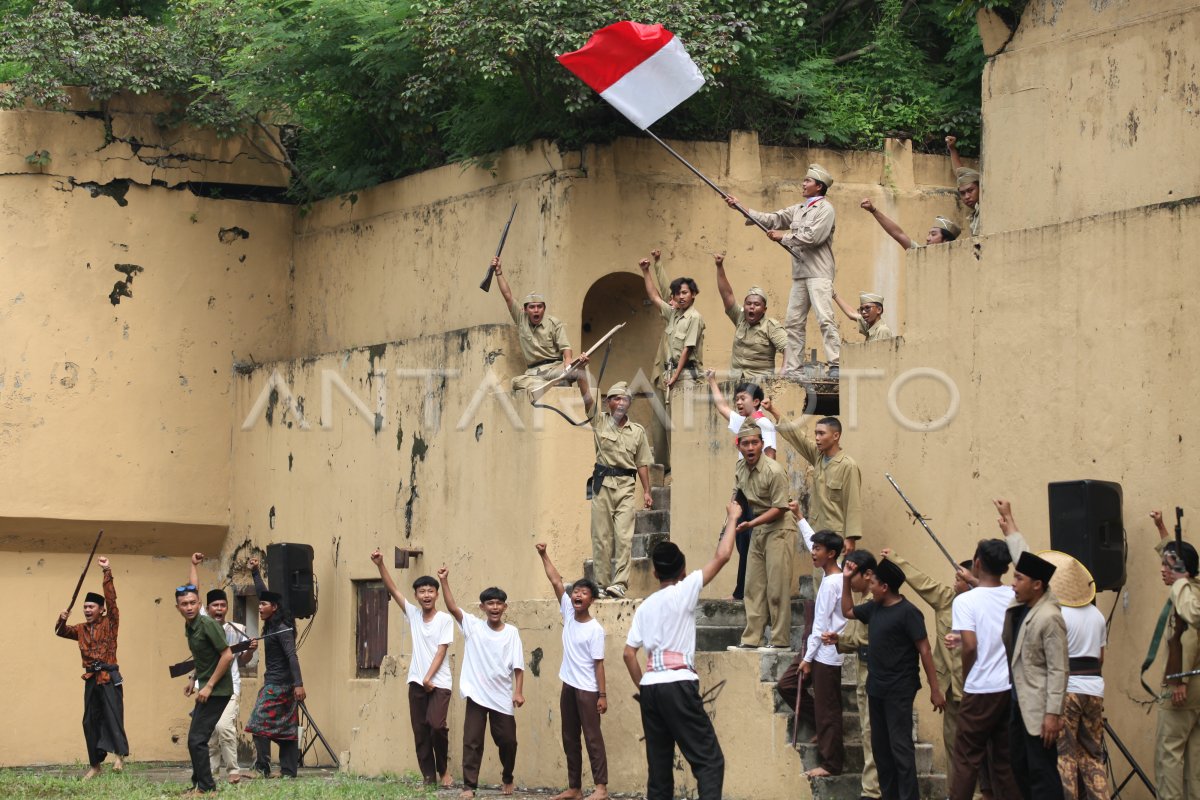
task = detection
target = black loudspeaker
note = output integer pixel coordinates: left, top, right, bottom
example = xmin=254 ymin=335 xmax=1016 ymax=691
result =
xmin=1048 ymin=480 xmax=1126 ymax=592
xmin=266 ymin=543 xmax=316 ymax=619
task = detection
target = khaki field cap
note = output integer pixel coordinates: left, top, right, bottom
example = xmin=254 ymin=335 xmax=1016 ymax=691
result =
xmin=737 ymin=419 xmax=763 ymax=439
xmin=859 ymin=293 xmax=884 ymax=306
xmin=1038 ymin=550 xmax=1097 ymax=607
xmin=955 ymin=167 xmax=981 ymax=188
xmin=806 ymin=164 xmax=834 ymax=189
xmin=745 ymin=286 xmax=768 ymax=303
xmin=604 ymin=381 xmax=632 ymax=399
xmin=522 ymin=292 xmax=546 ymax=306
xmin=934 ymin=216 xmax=961 ymax=237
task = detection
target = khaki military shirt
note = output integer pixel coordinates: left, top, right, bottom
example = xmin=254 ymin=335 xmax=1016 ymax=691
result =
xmin=734 ymin=456 xmax=790 ymax=535
xmin=969 ymin=205 xmax=981 ymax=237
xmin=509 ymin=301 xmax=570 ymax=367
xmin=660 ymin=304 xmax=705 ymax=374
xmin=726 ymin=304 xmax=786 ymax=379
xmin=590 ymin=412 xmax=653 ymax=490
xmin=778 ymin=427 xmax=862 ymax=540
xmin=890 ymin=552 xmax=961 ymax=698
xmin=858 ymin=318 xmax=894 ymax=342
xmin=748 ymin=197 xmax=836 ymax=281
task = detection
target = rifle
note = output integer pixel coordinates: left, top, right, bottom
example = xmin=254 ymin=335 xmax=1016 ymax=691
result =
xmin=169 ymin=626 xmax=294 ymax=678
xmin=884 ymin=473 xmax=958 ymax=569
xmin=56 ymin=530 xmax=103 ymax=631
xmin=529 ymin=322 xmax=626 ymax=402
xmin=479 ymin=202 xmax=518 ymax=292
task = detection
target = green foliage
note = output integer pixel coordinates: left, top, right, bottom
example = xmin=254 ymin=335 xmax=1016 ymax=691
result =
xmin=25 ymin=148 xmax=51 ymax=165
xmin=0 ymin=0 xmax=986 ymax=201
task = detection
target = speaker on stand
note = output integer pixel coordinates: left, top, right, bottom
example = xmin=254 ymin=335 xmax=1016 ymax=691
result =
xmin=1047 ymin=479 xmax=1126 ymax=592
xmin=266 ymin=542 xmax=316 ymax=619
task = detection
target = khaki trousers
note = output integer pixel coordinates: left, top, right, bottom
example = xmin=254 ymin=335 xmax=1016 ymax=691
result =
xmin=740 ymin=526 xmax=795 ymax=647
xmin=591 ymin=482 xmax=636 ymax=590
xmin=511 ymin=363 xmax=559 ymax=392
xmin=857 ymin=655 xmax=881 ymax=798
xmin=208 ymin=691 xmax=240 ymax=777
xmin=785 ymin=277 xmax=840 ymax=371
xmin=1156 ymin=702 xmax=1200 ymax=800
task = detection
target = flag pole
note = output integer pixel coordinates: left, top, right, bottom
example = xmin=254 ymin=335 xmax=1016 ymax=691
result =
xmin=642 ymin=128 xmax=798 ymax=258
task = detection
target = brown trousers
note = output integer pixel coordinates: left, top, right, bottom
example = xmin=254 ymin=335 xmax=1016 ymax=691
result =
xmin=560 ymin=684 xmax=608 ymax=787
xmin=949 ymin=691 xmax=1021 ymax=800
xmin=408 ymin=682 xmax=451 ymax=782
xmin=1057 ymin=693 xmax=1111 ymax=800
xmin=462 ymin=697 xmax=517 ymax=790
xmin=777 ymin=656 xmax=844 ymax=774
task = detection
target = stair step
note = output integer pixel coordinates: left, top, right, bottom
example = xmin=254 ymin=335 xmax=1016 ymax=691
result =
xmin=648 ymin=464 xmax=667 ymax=488
xmin=632 ymin=532 xmax=669 ymax=559
xmin=773 ymin=683 xmax=858 ymax=715
xmin=634 ymin=509 xmax=670 ymax=534
xmin=809 ymin=773 xmax=946 ymax=800
xmin=651 ymin=485 xmax=670 ymax=510
xmin=696 ymin=625 xmax=808 ymax=652
xmin=582 ymin=557 xmax=658 ymax=598
xmin=797 ymin=739 xmax=934 ymax=774
xmin=695 ymin=598 xmax=810 ymax=628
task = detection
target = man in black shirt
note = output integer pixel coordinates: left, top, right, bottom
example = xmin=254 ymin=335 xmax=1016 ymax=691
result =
xmin=842 ymin=557 xmax=945 ymax=800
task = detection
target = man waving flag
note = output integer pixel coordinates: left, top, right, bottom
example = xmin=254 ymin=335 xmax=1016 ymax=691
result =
xmin=557 ymin=21 xmax=705 ymax=130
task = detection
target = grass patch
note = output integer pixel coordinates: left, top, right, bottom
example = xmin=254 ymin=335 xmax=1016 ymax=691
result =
xmin=0 ymin=768 xmax=437 ymax=799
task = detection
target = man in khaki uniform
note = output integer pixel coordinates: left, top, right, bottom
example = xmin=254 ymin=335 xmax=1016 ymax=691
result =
xmin=639 ymin=254 xmax=704 ymax=471
xmin=491 ymin=256 xmax=572 ymax=392
xmin=728 ymin=421 xmax=792 ymax=651
xmin=724 ymin=164 xmax=840 ymax=374
xmin=577 ymin=374 xmax=653 ymax=600
xmin=764 ymin=403 xmax=863 ymax=551
xmin=711 ymin=252 xmax=786 ymax=382
xmin=833 ymin=291 xmax=894 ymax=342
xmin=1151 ymin=510 xmax=1200 ymax=800
xmin=947 ymin=136 xmax=981 ymax=236
xmin=860 ymin=198 xmax=961 ymax=250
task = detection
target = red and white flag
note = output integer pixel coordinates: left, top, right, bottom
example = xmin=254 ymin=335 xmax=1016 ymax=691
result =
xmin=557 ymin=21 xmax=705 ymax=130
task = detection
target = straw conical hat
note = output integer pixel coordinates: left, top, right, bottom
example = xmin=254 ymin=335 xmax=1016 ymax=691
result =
xmin=1037 ymin=550 xmax=1096 ymax=607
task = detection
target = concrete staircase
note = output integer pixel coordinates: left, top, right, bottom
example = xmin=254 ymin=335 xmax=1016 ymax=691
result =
xmin=583 ymin=465 xmax=671 ymax=597
xmin=694 ymin=575 xmax=947 ymax=800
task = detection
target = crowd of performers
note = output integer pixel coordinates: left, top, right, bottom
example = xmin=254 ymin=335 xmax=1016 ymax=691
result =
xmin=53 ymin=150 xmax=1199 ymax=800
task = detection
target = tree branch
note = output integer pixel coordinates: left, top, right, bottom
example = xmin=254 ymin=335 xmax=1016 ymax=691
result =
xmin=833 ymin=43 xmax=877 ymax=65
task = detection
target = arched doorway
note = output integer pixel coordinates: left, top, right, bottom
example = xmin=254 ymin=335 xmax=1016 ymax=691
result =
xmin=581 ymin=272 xmax=664 ymax=454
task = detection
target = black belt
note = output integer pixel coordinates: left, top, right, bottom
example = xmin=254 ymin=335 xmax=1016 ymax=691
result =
xmin=588 ymin=463 xmax=638 ymax=498
xmin=88 ymin=661 xmax=124 ymax=685
xmin=1069 ymin=656 xmax=1102 ymax=676
xmin=527 ymin=358 xmax=559 ymax=370
xmin=664 ymin=360 xmax=699 ymax=377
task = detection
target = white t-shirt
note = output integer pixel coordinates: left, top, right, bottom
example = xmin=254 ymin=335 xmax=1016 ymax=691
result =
xmin=952 ymin=585 xmax=1016 ymax=694
xmin=405 ymin=603 xmax=455 ymax=690
xmin=729 ymin=411 xmax=777 ymax=458
xmin=458 ymin=614 xmax=525 ymax=714
xmin=558 ymin=594 xmax=606 ymax=692
xmin=804 ymin=564 xmax=846 ymax=667
xmin=626 ymin=570 xmax=704 ymax=686
xmin=1061 ymin=604 xmax=1106 ymax=697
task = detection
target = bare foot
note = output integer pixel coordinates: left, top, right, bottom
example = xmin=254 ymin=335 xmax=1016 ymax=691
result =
xmin=551 ymin=790 xmax=583 ymax=800
xmin=585 ymin=787 xmax=610 ymax=800
xmin=112 ymin=756 xmax=124 ymax=772
xmin=441 ymin=772 xmax=455 ymax=787
xmin=82 ymin=766 xmax=101 ymax=780
xmin=460 ymin=790 xmax=475 ymax=800
xmin=805 ymin=767 xmax=832 ymax=778
xmin=502 ymin=783 xmax=516 ymax=795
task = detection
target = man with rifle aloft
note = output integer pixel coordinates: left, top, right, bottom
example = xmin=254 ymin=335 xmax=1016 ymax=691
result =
xmin=491 ymin=256 xmax=573 ymax=393
xmin=55 ymin=555 xmax=129 ymax=779
xmin=184 ymin=552 xmax=258 ymax=784
xmin=175 ymin=580 xmax=236 ymax=794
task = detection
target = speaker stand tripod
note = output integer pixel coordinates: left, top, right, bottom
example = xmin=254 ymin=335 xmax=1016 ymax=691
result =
xmin=298 ymin=701 xmax=340 ymax=768
xmin=1104 ymin=718 xmax=1156 ymax=798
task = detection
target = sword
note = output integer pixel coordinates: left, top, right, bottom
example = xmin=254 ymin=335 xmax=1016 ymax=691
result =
xmin=56 ymin=530 xmax=103 ymax=631
xmin=884 ymin=474 xmax=958 ymax=569
xmin=529 ymin=322 xmax=626 ymax=402
xmin=479 ymin=202 xmax=518 ymax=292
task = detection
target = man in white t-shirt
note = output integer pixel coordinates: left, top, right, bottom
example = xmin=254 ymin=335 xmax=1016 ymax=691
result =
xmin=536 ymin=544 xmax=609 ymax=800
xmin=372 ymin=550 xmax=455 ymax=787
xmin=623 ymin=500 xmax=739 ymax=800
xmin=948 ymin=538 xmax=1022 ymax=800
xmin=439 ymin=567 xmax=525 ymax=799
xmin=1041 ymin=552 xmax=1110 ymax=800
xmin=186 ymin=553 xmax=257 ymax=785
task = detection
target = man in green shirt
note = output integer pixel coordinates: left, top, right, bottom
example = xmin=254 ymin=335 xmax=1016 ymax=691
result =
xmin=176 ymin=584 xmax=235 ymax=794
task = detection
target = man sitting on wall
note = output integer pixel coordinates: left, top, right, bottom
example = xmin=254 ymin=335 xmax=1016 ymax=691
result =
xmin=490 ymin=256 xmax=573 ymax=393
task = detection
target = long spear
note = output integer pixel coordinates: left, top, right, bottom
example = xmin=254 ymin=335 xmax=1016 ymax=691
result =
xmin=56 ymin=529 xmax=104 ymax=631
xmin=479 ymin=202 xmax=518 ymax=292
xmin=884 ymin=474 xmax=958 ymax=569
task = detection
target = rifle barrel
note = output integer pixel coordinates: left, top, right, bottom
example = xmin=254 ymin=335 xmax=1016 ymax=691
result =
xmin=884 ymin=474 xmax=957 ymax=569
